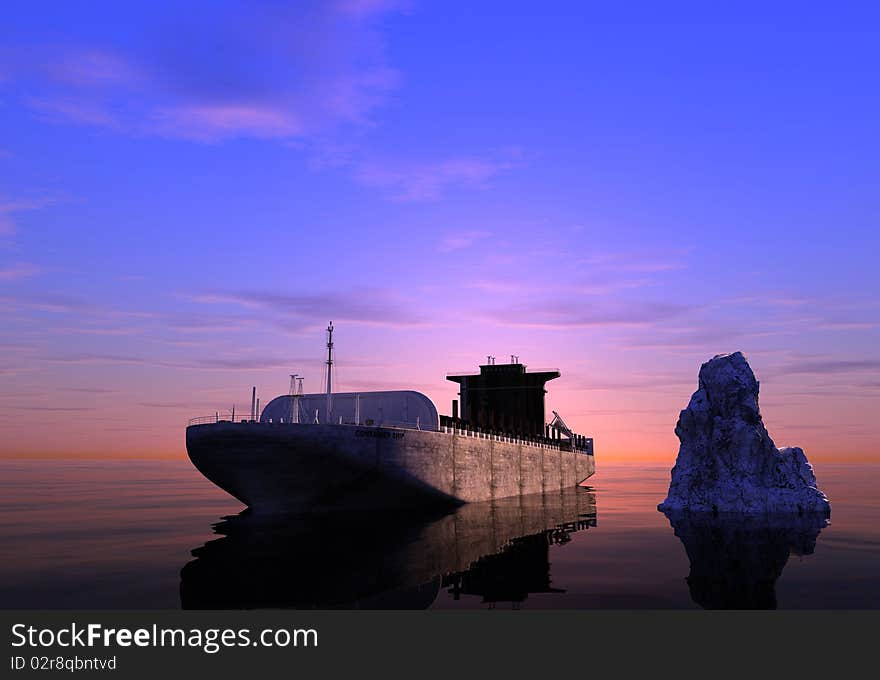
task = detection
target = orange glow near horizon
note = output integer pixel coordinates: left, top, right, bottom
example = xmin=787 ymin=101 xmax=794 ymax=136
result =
xmin=1 ymin=3 xmax=878 ymax=467
xmin=1 ymin=344 xmax=877 ymax=464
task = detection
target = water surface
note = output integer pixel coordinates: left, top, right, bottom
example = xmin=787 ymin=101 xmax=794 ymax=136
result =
xmin=0 ymin=460 xmax=876 ymax=609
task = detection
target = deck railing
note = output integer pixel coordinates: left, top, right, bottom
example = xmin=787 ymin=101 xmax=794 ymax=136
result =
xmin=437 ymin=424 xmax=593 ymax=455
xmin=186 ymin=413 xmax=594 ymax=456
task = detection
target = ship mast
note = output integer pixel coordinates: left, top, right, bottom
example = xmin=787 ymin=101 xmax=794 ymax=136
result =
xmin=325 ymin=321 xmax=333 ymax=424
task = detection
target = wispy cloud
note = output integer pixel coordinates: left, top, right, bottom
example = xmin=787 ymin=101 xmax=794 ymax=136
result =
xmin=576 ymin=249 xmax=689 ymax=274
xmin=465 ymin=278 xmax=526 ymax=294
xmin=776 ymin=359 xmax=880 ymax=376
xmin=0 ymin=292 xmax=94 ymax=313
xmin=6 ymin=8 xmax=523 ymax=201
xmin=165 ymin=312 xmax=264 ymax=334
xmin=19 ymin=406 xmax=96 ymax=412
xmin=481 ymin=300 xmax=696 ymax=329
xmin=150 ymin=104 xmax=302 ymax=142
xmin=60 ymin=387 xmax=119 ymax=394
xmin=0 ymin=363 xmax=39 ymax=377
xmin=619 ymin=327 xmax=747 ymax=351
xmin=25 ymin=95 xmax=121 ymax=128
xmin=183 ymin=356 xmax=295 ymax=371
xmin=717 ymin=294 xmax=879 ymax=333
xmin=353 ymin=155 xmax=517 ymax=201
xmin=339 ymin=0 xmax=411 ymax=17
xmin=573 ymin=278 xmax=654 ymax=296
xmin=568 ymin=372 xmax=695 ymax=393
xmin=0 ymin=262 xmax=42 ymax=280
xmin=40 ymin=352 xmax=296 ymax=372
xmin=815 ymin=321 xmax=879 ymax=330
xmin=9 ymin=3 xmax=404 ymax=143
xmin=137 ymin=401 xmax=198 ymax=409
xmin=457 ymin=245 xmax=683 ymax=302
xmin=0 ymin=194 xmax=57 ymax=236
xmin=722 ymin=294 xmax=810 ymax=308
xmin=41 ymin=353 xmax=148 ymax=365
xmin=45 ymin=48 xmax=137 ymax=88
xmin=185 ymin=289 xmax=426 ymax=327
xmin=438 ymin=230 xmax=492 ymax=252
xmin=311 ymin=145 xmax=521 ymax=201
xmin=57 ymin=324 xmax=144 ymax=336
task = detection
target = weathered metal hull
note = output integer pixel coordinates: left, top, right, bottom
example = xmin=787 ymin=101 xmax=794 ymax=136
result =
xmin=186 ymin=422 xmax=595 ymax=513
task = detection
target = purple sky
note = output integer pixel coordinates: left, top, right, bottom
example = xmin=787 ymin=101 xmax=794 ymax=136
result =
xmin=1 ymin=1 xmax=878 ymax=461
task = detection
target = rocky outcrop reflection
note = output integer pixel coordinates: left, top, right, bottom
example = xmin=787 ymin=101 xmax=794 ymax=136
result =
xmin=662 ymin=510 xmax=828 ymax=609
xmin=181 ymin=489 xmax=596 ymax=609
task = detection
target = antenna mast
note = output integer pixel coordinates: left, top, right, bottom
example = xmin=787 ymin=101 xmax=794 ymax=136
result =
xmin=325 ymin=321 xmax=334 ymax=424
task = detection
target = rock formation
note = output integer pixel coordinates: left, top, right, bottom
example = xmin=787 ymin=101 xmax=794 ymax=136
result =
xmin=658 ymin=352 xmax=830 ymax=516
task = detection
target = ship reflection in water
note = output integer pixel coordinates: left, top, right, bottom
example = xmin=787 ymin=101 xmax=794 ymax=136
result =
xmin=662 ymin=510 xmax=829 ymax=609
xmin=181 ymin=488 xmax=597 ymax=609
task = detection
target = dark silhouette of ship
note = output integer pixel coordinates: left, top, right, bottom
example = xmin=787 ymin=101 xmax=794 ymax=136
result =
xmin=180 ymin=487 xmax=597 ymax=609
xmin=186 ymin=324 xmax=595 ymax=513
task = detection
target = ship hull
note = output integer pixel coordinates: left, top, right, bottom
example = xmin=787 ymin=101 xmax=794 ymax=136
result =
xmin=186 ymin=422 xmax=595 ymax=513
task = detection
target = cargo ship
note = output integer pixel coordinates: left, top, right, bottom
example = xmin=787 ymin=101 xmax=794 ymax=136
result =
xmin=185 ymin=323 xmax=595 ymax=513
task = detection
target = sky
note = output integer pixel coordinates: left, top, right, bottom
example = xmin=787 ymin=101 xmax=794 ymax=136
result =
xmin=1 ymin=1 xmax=878 ymax=462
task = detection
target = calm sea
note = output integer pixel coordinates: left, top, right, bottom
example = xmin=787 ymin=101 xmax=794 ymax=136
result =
xmin=0 ymin=460 xmax=877 ymax=609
